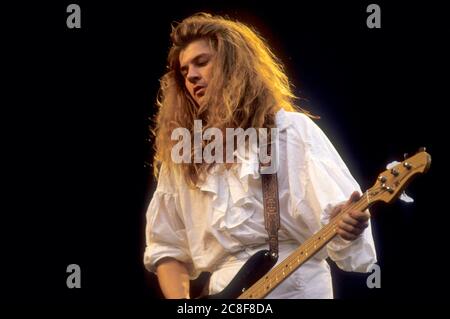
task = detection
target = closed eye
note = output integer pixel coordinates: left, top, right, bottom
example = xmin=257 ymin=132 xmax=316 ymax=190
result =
xmin=180 ymin=53 xmax=212 ymax=78
xmin=196 ymin=60 xmax=209 ymax=67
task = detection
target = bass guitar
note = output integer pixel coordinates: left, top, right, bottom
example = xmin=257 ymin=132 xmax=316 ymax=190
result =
xmin=202 ymin=149 xmax=431 ymax=299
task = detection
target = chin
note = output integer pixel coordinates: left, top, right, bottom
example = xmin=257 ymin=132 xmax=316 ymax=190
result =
xmin=196 ymin=97 xmax=204 ymax=106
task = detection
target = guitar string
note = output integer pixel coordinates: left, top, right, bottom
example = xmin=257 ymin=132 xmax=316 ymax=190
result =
xmin=246 ymin=196 xmax=372 ymax=297
xmin=243 ymin=223 xmax=339 ymax=298
xmin=241 ymin=221 xmax=340 ymax=298
xmin=241 ymin=198 xmax=369 ymax=298
xmin=243 ymin=159 xmax=423 ymax=297
xmin=244 ymin=193 xmax=376 ymax=298
xmin=240 ymin=189 xmax=376 ymax=298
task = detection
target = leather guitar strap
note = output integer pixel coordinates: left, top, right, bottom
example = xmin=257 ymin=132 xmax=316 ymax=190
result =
xmin=260 ymin=138 xmax=280 ymax=261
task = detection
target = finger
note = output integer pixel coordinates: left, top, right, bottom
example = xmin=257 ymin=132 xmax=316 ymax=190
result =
xmin=331 ymin=204 xmax=345 ymax=218
xmin=347 ymin=191 xmax=361 ymax=204
xmin=341 ymin=217 xmax=369 ymax=232
xmin=349 ymin=210 xmax=371 ymax=222
xmin=339 ymin=221 xmax=361 ymax=235
xmin=357 ymin=222 xmax=369 ymax=229
xmin=337 ymin=229 xmax=358 ymax=241
xmin=342 ymin=214 xmax=360 ymax=227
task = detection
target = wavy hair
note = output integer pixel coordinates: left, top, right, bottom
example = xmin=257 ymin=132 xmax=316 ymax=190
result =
xmin=152 ymin=12 xmax=311 ymax=187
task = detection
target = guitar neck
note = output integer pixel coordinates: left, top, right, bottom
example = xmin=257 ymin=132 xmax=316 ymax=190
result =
xmin=238 ymin=191 xmax=372 ymax=299
xmin=237 ymin=150 xmax=431 ymax=299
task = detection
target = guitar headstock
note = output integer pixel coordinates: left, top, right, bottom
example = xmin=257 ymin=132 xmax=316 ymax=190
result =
xmin=369 ymin=149 xmax=431 ymax=204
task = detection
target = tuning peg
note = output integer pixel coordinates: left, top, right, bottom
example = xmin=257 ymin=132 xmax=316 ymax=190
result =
xmin=381 ymin=183 xmax=394 ymax=194
xmin=403 ymin=152 xmax=409 ymax=160
xmin=417 ymin=147 xmax=426 ymax=153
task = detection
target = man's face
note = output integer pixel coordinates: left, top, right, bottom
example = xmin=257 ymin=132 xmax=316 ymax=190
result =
xmin=179 ymin=39 xmax=214 ymax=107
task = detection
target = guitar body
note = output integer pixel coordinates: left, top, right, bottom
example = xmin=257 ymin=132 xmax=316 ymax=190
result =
xmin=201 ymin=249 xmax=277 ymax=299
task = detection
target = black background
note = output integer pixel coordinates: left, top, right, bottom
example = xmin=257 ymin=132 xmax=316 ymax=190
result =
xmin=2 ymin=0 xmax=448 ymax=305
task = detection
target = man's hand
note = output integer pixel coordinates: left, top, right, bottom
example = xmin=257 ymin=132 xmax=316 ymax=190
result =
xmin=330 ymin=191 xmax=370 ymax=241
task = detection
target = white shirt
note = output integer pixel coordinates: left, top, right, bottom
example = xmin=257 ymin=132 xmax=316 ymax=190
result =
xmin=144 ymin=109 xmax=377 ymax=298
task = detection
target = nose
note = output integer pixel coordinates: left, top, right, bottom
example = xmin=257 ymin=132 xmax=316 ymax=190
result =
xmin=186 ymin=66 xmax=201 ymax=84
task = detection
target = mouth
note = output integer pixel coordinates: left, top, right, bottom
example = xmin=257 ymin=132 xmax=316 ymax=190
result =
xmin=194 ymin=86 xmax=206 ymax=98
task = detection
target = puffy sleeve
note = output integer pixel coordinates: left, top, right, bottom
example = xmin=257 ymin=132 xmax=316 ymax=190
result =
xmin=143 ymin=164 xmax=197 ymax=278
xmin=294 ymin=114 xmax=377 ymax=272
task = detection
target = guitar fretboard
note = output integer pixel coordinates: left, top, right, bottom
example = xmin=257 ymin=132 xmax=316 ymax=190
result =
xmin=238 ymin=191 xmax=372 ymax=299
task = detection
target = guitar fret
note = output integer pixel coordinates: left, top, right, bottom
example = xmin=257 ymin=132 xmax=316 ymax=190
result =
xmin=239 ymin=152 xmax=430 ymax=299
xmin=241 ymin=222 xmax=346 ymax=298
xmin=244 ymin=188 xmax=386 ymax=299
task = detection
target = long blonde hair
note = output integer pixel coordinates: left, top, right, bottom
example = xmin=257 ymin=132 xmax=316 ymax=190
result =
xmin=152 ymin=13 xmax=309 ymax=187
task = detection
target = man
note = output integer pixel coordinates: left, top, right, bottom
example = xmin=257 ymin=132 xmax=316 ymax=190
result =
xmin=144 ymin=12 xmax=376 ymax=299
